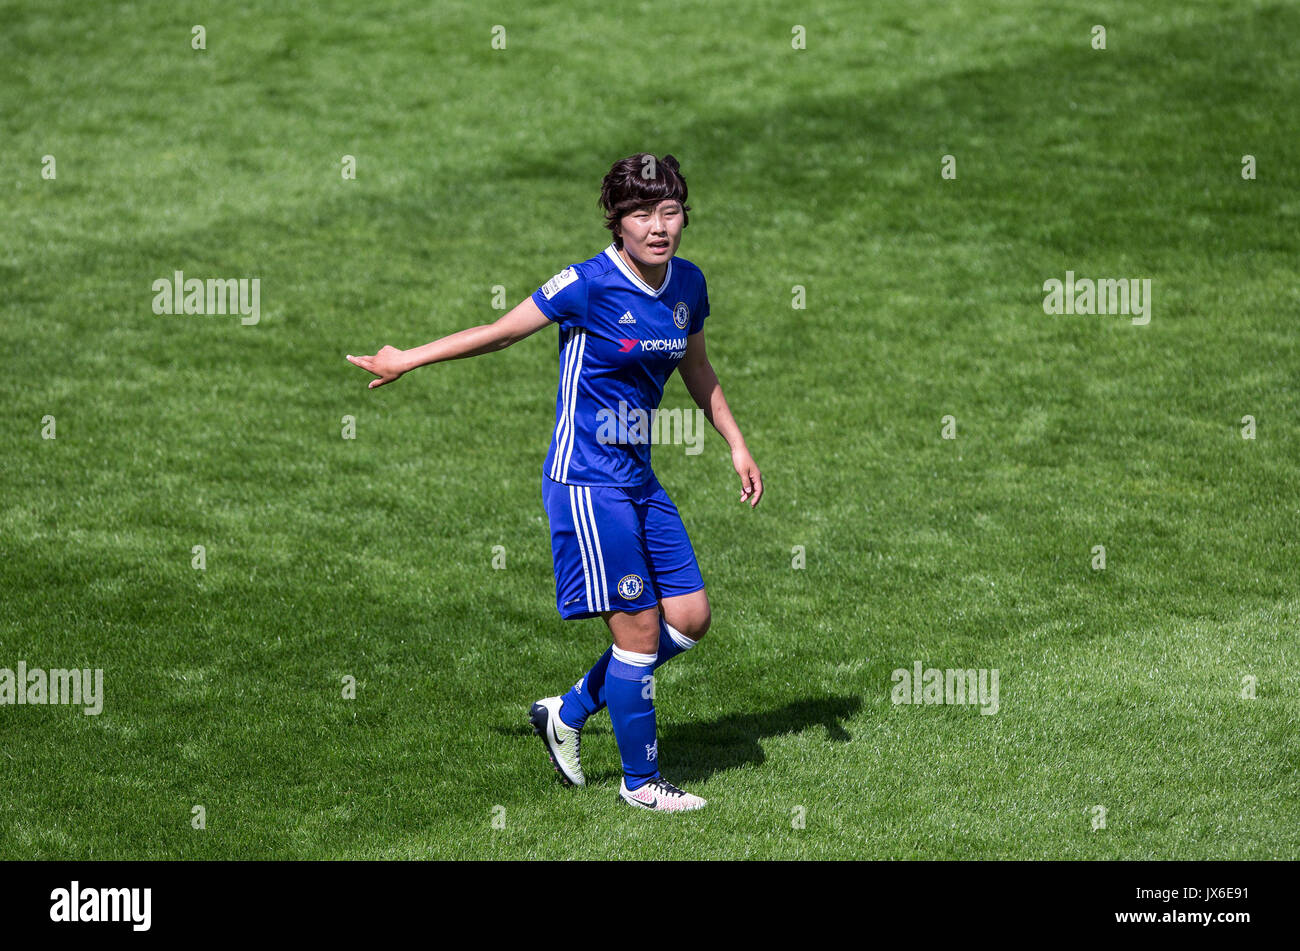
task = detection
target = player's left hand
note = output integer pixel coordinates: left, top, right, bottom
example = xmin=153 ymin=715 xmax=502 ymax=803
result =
xmin=731 ymin=447 xmax=763 ymax=509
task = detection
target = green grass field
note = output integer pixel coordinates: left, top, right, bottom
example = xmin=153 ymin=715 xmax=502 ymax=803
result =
xmin=2 ymin=0 xmax=1297 ymax=859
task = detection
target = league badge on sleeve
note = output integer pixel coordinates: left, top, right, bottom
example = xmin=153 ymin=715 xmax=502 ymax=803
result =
xmin=542 ymin=266 xmax=578 ymax=300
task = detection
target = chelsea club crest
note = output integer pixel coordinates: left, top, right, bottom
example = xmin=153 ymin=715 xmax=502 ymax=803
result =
xmin=673 ymin=301 xmax=690 ymax=330
xmin=618 ymin=574 xmax=644 ymax=600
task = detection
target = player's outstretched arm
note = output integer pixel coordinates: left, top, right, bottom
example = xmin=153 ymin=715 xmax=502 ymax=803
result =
xmin=347 ymin=296 xmax=552 ymax=389
xmin=678 ymin=330 xmax=764 ymax=509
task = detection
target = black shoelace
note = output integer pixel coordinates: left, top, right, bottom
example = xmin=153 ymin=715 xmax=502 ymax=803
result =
xmin=650 ymin=778 xmax=685 ymax=798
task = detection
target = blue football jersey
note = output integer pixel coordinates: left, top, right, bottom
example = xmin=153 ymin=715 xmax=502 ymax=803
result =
xmin=532 ymin=243 xmax=710 ymax=486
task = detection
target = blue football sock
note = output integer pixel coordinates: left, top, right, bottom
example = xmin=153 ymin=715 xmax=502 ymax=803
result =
xmin=605 ymin=647 xmax=659 ymax=790
xmin=558 ymin=647 xmax=610 ymax=729
xmin=558 ymin=617 xmax=697 ymax=729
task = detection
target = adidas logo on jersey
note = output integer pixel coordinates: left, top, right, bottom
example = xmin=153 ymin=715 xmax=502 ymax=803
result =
xmin=618 ymin=311 xmax=636 ymax=324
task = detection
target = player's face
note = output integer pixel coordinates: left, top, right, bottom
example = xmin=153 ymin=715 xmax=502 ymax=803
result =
xmin=618 ymin=199 xmax=683 ymax=267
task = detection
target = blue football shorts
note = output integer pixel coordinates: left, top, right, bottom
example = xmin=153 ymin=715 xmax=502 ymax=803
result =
xmin=542 ymin=473 xmax=705 ymax=620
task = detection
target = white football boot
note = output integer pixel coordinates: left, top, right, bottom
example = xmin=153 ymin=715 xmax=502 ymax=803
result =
xmin=529 ymin=697 xmax=585 ymax=787
xmin=618 ymin=776 xmax=706 ymax=812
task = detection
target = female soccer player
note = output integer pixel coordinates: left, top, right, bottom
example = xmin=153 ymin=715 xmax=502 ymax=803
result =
xmin=347 ymin=153 xmax=762 ymax=812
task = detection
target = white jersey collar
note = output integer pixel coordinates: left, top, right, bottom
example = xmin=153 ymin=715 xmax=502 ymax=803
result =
xmin=604 ymin=243 xmax=672 ymax=298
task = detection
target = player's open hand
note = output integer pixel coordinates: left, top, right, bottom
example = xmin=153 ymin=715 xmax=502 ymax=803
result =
xmin=732 ymin=446 xmax=763 ymax=509
xmin=347 ymin=345 xmax=409 ymax=389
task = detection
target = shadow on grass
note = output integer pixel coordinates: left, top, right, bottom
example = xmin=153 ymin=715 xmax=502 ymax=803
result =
xmin=497 ymin=694 xmax=861 ymax=785
xmin=661 ymin=694 xmax=862 ymax=784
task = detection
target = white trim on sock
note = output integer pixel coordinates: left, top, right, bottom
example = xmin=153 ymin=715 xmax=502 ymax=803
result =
xmin=664 ymin=621 xmax=698 ymax=651
xmin=611 ymin=646 xmax=658 ymax=668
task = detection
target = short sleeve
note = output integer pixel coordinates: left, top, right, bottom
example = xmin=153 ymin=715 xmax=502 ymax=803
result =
xmin=532 ymin=265 xmax=588 ymax=331
xmin=688 ymin=273 xmax=709 ymax=335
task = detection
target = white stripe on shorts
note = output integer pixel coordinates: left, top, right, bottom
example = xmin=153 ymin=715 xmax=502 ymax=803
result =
xmin=568 ymin=484 xmax=595 ymax=613
xmin=579 ymin=486 xmax=609 ymax=611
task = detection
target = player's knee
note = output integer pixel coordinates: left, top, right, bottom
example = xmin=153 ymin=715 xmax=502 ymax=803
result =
xmin=677 ymin=607 xmax=710 ymax=641
xmin=660 ymin=591 xmax=711 ymax=642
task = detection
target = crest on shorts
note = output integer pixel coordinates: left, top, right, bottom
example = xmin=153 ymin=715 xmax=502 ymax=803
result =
xmin=673 ymin=301 xmax=690 ymax=330
xmin=618 ymin=574 xmax=644 ymax=600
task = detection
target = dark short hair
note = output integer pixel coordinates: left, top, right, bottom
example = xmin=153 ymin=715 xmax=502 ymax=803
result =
xmin=599 ymin=153 xmax=690 ymax=249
